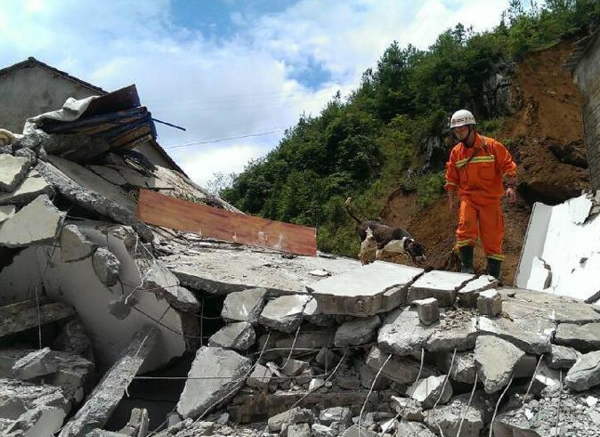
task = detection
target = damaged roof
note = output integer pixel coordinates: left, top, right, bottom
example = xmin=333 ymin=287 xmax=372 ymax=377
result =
xmin=0 ymin=56 xmax=108 ymax=95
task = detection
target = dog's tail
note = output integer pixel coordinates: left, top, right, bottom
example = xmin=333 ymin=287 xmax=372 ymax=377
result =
xmin=345 ymin=197 xmax=363 ymax=225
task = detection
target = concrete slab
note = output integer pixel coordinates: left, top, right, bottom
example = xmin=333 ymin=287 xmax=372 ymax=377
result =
xmin=0 ymin=348 xmax=94 ymax=404
xmin=308 ymin=261 xmax=423 ymax=316
xmin=221 ymin=288 xmax=267 ymax=325
xmin=0 ymin=378 xmax=70 ymax=437
xmin=259 ymin=295 xmax=313 ymax=333
xmin=475 ymin=335 xmax=525 ymax=393
xmin=424 ymin=393 xmax=486 ymax=437
xmin=334 ymin=315 xmax=381 ymax=347
xmin=60 ymin=224 xmax=96 ymax=263
xmin=12 ymin=347 xmax=57 ymax=380
xmin=88 ymin=165 xmax=128 ymax=186
xmin=458 ymin=275 xmax=497 ymax=307
xmin=176 ymin=347 xmax=252 ymax=419
xmin=438 ymin=351 xmax=477 ymax=384
xmin=35 ymin=160 xmax=153 ymax=242
xmin=555 ymin=322 xmax=600 ymax=351
xmin=378 ymin=307 xmax=434 ymax=356
xmin=408 ymin=270 xmax=475 ymax=307
xmin=208 ymin=322 xmax=256 ymax=351
xmin=0 ymin=299 xmax=76 ymax=338
xmin=408 ymin=375 xmax=453 ymax=408
xmin=0 ymin=205 xmax=15 ymax=224
xmin=479 ymin=311 xmax=553 ymax=355
xmin=0 ymin=170 xmax=53 ymax=206
xmin=548 ymin=344 xmax=580 ymax=369
xmin=59 ymin=326 xmax=159 ymax=437
xmin=162 ymin=246 xmax=360 ymax=295
xmin=0 ymin=194 xmax=65 ymax=248
xmin=508 ymin=288 xmax=600 ymax=324
xmin=0 ymin=154 xmax=30 ymax=192
xmin=365 ymin=346 xmax=436 ymax=384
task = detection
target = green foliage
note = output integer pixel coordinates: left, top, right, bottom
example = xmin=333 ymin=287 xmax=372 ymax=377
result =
xmin=222 ymin=1 xmax=600 ymax=256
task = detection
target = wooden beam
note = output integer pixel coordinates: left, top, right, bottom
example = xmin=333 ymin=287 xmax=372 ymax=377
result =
xmin=137 ymin=189 xmax=317 ymax=256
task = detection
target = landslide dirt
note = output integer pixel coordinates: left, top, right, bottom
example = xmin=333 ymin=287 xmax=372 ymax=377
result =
xmin=380 ymin=39 xmax=590 ymax=285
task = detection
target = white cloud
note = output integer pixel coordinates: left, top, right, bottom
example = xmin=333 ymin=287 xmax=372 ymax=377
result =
xmin=0 ymin=0 xmax=510 ymax=187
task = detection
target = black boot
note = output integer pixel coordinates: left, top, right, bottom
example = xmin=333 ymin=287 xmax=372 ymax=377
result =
xmin=459 ymin=246 xmax=474 ymax=274
xmin=487 ymin=258 xmax=502 ymax=279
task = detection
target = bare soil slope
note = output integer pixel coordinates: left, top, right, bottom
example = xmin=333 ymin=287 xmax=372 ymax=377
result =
xmin=381 ymin=40 xmax=590 ymax=285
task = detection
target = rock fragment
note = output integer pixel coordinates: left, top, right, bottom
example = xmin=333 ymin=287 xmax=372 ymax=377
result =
xmin=334 ymin=315 xmax=381 ymax=346
xmin=208 ymin=322 xmax=256 ymax=351
xmin=477 ymin=289 xmax=502 ymax=317
xmin=475 ymin=335 xmax=525 ymax=393
xmin=414 ymin=297 xmax=440 ymax=325
xmin=565 ymin=351 xmax=600 ymax=391
xmin=0 ymin=154 xmax=30 ymax=192
xmin=259 ymin=295 xmax=312 ymax=333
xmin=221 ymin=287 xmax=267 ymax=325
xmin=92 ymin=247 xmax=121 ymax=287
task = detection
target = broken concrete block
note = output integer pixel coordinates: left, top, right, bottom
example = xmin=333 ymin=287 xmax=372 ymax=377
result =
xmin=275 ymin=329 xmax=334 ymax=353
xmin=59 ymin=326 xmax=158 ymax=437
xmin=35 ymin=160 xmax=153 ymax=242
xmin=408 ymin=270 xmax=474 ymax=307
xmin=0 ymin=348 xmax=94 ymax=404
xmin=425 ymin=313 xmax=478 ymax=352
xmin=163 ymin=245 xmax=359 ymax=295
xmin=12 ymin=347 xmax=58 ymax=380
xmin=282 ymin=359 xmax=310 ymax=377
xmin=477 ymin=289 xmax=502 ymax=317
xmin=458 ymin=275 xmax=497 ymax=307
xmin=288 ymin=423 xmax=312 ymax=437
xmin=408 ymin=375 xmax=453 ymax=408
xmin=176 ymin=347 xmax=252 ymax=419
xmin=391 ymin=396 xmax=424 ymax=422
xmin=438 ymin=351 xmax=477 ymax=384
xmin=308 ymin=262 xmax=423 ymax=316
xmin=309 ymin=378 xmax=325 ymax=391
xmin=319 ymin=406 xmax=352 ymax=427
xmin=1 ymin=378 xmax=71 ymax=437
xmin=0 ymin=154 xmax=30 ymax=192
xmin=0 ymin=194 xmax=65 ymax=248
xmin=259 ymin=294 xmax=312 ymax=333
xmin=60 ymin=224 xmax=96 ymax=263
xmin=315 ymin=348 xmax=339 ymax=368
xmin=396 ymin=420 xmax=436 ymax=437
xmin=312 ymin=423 xmax=336 ymax=437
xmin=424 ymin=394 xmax=486 ymax=437
xmin=0 ymin=299 xmax=76 ymax=338
xmin=0 ymin=205 xmax=15 ymax=224
xmin=208 ymin=322 xmax=256 ymax=351
xmin=340 ymin=425 xmax=378 ymax=437
xmin=246 ymin=363 xmax=275 ymax=390
xmin=118 ymin=408 xmax=149 ymax=437
xmin=565 ymin=351 xmax=600 ymax=391
xmin=0 ymin=170 xmax=53 ymax=206
xmin=92 ymin=247 xmax=121 ymax=287
xmin=479 ymin=309 xmax=553 ymax=354
xmin=53 ymin=319 xmax=94 ymax=363
xmin=548 ymin=344 xmax=580 ymax=369
xmin=365 ymin=346 xmax=436 ymax=385
xmin=555 ymin=322 xmax=600 ymax=352
xmin=334 ymin=315 xmax=381 ymax=347
xmin=414 ymin=297 xmax=440 ymax=325
xmin=378 ymin=307 xmax=434 ymax=356
xmin=221 ymin=287 xmax=267 ymax=325
xmin=295 ymin=368 xmax=314 ymax=385
xmin=358 ymin=363 xmax=389 ymax=390
xmin=475 ymin=335 xmax=525 ymax=393
xmin=267 ymin=407 xmax=315 ymax=432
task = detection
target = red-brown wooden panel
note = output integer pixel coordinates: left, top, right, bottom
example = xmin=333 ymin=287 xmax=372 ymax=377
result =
xmin=137 ymin=189 xmax=317 ymax=256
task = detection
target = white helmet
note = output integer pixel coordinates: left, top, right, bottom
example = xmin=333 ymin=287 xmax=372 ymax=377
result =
xmin=450 ymin=109 xmax=476 ymax=128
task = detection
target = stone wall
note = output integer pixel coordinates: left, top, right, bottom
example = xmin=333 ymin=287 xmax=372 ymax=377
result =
xmin=574 ymin=32 xmax=600 ymax=191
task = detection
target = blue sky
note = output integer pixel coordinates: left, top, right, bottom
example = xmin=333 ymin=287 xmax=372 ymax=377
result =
xmin=0 ymin=0 xmax=510 ymax=187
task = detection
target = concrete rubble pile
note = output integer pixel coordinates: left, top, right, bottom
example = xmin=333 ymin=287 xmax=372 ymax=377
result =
xmin=0 ymin=123 xmax=599 ymax=437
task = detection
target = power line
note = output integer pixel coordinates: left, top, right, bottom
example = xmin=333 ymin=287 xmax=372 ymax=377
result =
xmin=164 ymin=128 xmax=287 ymax=150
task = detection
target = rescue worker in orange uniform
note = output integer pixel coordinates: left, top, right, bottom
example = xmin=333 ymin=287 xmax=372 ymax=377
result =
xmin=445 ymin=109 xmax=517 ymax=279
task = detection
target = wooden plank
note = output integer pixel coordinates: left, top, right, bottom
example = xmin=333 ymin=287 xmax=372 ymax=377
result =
xmin=83 ymin=84 xmax=140 ymax=118
xmin=137 ymin=189 xmax=317 ymax=256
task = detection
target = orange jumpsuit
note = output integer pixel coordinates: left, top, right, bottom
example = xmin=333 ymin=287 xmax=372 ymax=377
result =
xmin=444 ymin=133 xmax=517 ymax=261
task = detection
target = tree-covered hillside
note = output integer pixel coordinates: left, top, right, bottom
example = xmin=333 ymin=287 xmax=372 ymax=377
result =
xmin=221 ymin=0 xmax=600 ymax=257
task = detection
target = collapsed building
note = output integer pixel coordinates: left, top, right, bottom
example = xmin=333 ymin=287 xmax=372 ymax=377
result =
xmin=0 ymin=58 xmax=599 ymax=437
